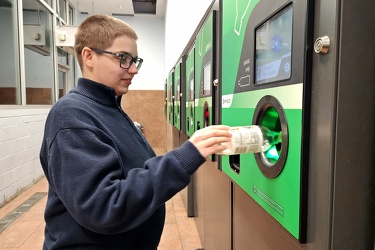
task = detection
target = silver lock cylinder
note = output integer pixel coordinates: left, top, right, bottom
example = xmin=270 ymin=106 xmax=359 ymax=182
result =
xmin=314 ymin=35 xmax=330 ymax=54
xmin=213 ymin=79 xmax=219 ymax=87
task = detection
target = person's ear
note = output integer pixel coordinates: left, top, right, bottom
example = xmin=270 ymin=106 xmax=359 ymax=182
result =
xmin=81 ymin=47 xmax=95 ymax=69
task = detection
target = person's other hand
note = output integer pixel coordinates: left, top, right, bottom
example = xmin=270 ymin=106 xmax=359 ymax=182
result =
xmin=188 ymin=125 xmax=232 ymax=158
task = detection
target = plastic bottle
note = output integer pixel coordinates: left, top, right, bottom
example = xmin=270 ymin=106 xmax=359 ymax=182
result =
xmin=217 ymin=125 xmax=282 ymax=155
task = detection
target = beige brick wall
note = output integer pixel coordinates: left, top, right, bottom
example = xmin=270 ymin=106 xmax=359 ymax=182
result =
xmin=121 ymin=90 xmax=168 ymax=155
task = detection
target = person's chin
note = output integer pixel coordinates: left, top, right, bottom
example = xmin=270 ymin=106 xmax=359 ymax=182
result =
xmin=116 ymin=87 xmax=129 ymax=96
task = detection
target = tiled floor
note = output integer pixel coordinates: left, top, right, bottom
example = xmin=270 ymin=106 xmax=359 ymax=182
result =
xmin=0 ymin=177 xmax=202 ymax=250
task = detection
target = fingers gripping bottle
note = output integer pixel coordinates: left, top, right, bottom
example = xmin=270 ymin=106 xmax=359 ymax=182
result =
xmin=218 ymin=125 xmax=282 ymax=155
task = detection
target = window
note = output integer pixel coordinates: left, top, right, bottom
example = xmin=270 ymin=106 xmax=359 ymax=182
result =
xmin=58 ymin=48 xmax=69 ymax=99
xmin=58 ymin=68 xmax=67 ymax=99
xmin=58 ymin=0 xmax=66 ymax=22
xmin=0 ymin=0 xmax=21 ymax=104
xmin=1 ymin=0 xmax=76 ymax=105
xmin=23 ymin=0 xmax=54 ymax=104
xmin=68 ymin=4 xmax=74 ymax=25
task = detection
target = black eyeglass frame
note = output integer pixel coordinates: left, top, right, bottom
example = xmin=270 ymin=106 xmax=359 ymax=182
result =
xmin=90 ymin=48 xmax=143 ymax=70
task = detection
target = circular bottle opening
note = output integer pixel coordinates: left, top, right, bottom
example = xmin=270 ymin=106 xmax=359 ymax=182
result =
xmin=253 ymin=95 xmax=288 ymax=178
xmin=190 ymin=104 xmax=194 ymax=127
xmin=260 ymin=107 xmax=282 ymax=165
xmin=203 ymin=101 xmax=210 ymax=128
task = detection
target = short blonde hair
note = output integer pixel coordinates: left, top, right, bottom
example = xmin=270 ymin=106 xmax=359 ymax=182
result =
xmin=74 ymin=14 xmax=138 ymax=70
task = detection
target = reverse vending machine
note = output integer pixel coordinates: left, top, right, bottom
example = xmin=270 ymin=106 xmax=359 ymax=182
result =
xmin=221 ymin=0 xmax=311 ymax=242
xmin=164 ymin=79 xmax=167 ymax=119
xmin=173 ymin=58 xmax=186 ymax=132
xmin=195 ymin=11 xmax=217 ymax=132
xmin=185 ymin=45 xmax=196 ymax=137
xmin=167 ymin=69 xmax=174 ymax=126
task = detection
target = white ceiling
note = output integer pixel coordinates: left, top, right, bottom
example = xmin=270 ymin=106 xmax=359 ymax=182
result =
xmin=20 ymin=0 xmax=166 ymax=18
xmin=74 ymin=0 xmax=166 ymax=17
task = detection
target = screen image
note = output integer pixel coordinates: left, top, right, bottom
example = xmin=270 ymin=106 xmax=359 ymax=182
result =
xmin=189 ymin=78 xmax=194 ymax=101
xmin=255 ymin=5 xmax=293 ymax=84
xmin=176 ymin=81 xmax=180 ymax=101
xmin=169 ymin=86 xmax=173 ymax=102
xmin=203 ymin=62 xmax=212 ymax=96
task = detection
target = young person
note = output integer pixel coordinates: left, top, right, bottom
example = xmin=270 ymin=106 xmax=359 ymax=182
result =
xmin=40 ymin=14 xmax=231 ymax=250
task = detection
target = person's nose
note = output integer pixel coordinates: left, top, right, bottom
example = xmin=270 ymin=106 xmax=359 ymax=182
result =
xmin=127 ymin=63 xmax=139 ymax=74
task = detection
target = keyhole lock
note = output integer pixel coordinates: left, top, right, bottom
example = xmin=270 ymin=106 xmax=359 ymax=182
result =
xmin=314 ymin=35 xmax=330 ymax=54
xmin=213 ymin=79 xmax=219 ymax=87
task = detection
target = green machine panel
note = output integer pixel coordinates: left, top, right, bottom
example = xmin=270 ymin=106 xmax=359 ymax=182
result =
xmin=221 ymin=0 xmax=311 ymax=242
xmin=167 ymin=69 xmax=174 ymax=126
xmin=195 ymin=11 xmax=217 ymax=132
xmin=164 ymin=79 xmax=167 ymax=119
xmin=185 ymin=45 xmax=195 ymax=137
xmin=173 ymin=57 xmax=186 ymax=132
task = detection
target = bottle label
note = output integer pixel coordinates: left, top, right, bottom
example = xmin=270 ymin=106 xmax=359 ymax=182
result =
xmin=218 ymin=126 xmax=264 ymax=155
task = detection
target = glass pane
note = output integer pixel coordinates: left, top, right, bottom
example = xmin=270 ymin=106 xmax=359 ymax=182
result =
xmin=0 ymin=0 xmax=21 ymax=104
xmin=42 ymin=0 xmax=51 ymax=7
xmin=59 ymin=0 xmax=66 ymax=21
xmin=23 ymin=0 xmax=54 ymax=104
xmin=58 ymin=69 xmax=66 ymax=99
xmin=57 ymin=48 xmax=68 ymax=65
xmin=68 ymin=5 xmax=74 ymax=25
xmin=70 ymin=56 xmax=77 ymax=87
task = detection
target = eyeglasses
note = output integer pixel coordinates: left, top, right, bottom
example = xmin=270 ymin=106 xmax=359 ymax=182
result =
xmin=90 ymin=48 xmax=143 ymax=70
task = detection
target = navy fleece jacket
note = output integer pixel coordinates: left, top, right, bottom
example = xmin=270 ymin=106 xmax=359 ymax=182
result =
xmin=39 ymin=78 xmax=206 ymax=250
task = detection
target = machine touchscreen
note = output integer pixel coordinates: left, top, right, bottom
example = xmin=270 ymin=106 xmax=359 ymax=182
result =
xmin=255 ymin=5 xmax=293 ymax=84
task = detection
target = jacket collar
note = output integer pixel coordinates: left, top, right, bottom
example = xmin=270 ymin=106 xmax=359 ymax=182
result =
xmin=72 ymin=78 xmax=118 ymax=106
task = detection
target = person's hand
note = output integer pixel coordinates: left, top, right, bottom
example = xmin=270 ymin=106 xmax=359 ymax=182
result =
xmin=188 ymin=125 xmax=232 ymax=158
